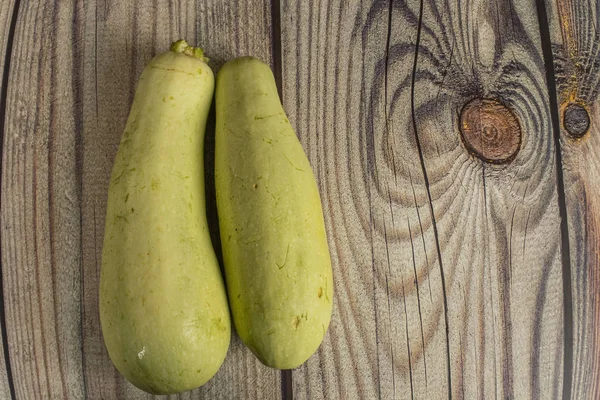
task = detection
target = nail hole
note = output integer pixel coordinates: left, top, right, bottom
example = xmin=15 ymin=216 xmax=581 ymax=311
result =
xmin=563 ymin=103 xmax=590 ymax=138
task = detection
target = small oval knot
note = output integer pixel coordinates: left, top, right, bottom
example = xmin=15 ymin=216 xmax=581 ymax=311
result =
xmin=563 ymin=103 xmax=590 ymax=138
xmin=459 ymin=98 xmax=521 ymax=164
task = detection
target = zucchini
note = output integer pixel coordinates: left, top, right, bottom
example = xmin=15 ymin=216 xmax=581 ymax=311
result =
xmin=100 ymin=40 xmax=230 ymax=394
xmin=215 ymin=57 xmax=333 ymax=369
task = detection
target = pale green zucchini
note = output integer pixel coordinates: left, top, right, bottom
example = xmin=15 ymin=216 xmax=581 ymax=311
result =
xmin=215 ymin=56 xmax=333 ymax=369
xmin=100 ymin=40 xmax=230 ymax=394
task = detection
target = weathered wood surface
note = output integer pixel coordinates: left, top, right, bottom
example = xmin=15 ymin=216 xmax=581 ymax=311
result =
xmin=545 ymin=0 xmax=600 ymax=398
xmin=0 ymin=1 xmax=280 ymax=399
xmin=281 ymin=0 xmax=587 ymax=399
xmin=0 ymin=1 xmax=17 ymax=398
xmin=0 ymin=0 xmax=599 ymax=399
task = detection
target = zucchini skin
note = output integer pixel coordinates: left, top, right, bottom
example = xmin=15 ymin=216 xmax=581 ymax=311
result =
xmin=100 ymin=43 xmax=230 ymax=394
xmin=215 ymin=56 xmax=333 ymax=369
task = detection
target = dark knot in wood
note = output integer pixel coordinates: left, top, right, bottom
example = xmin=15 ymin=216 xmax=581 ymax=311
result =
xmin=563 ymin=103 xmax=590 ymax=138
xmin=459 ymin=98 xmax=521 ymax=164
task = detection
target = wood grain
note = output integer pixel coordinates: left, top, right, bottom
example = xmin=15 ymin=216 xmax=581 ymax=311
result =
xmin=281 ymin=0 xmax=568 ymax=398
xmin=2 ymin=0 xmax=599 ymax=398
xmin=0 ymin=0 xmax=17 ymax=93
xmin=0 ymin=0 xmax=280 ymax=399
xmin=545 ymin=0 xmax=600 ymax=398
xmin=0 ymin=0 xmax=18 ymax=398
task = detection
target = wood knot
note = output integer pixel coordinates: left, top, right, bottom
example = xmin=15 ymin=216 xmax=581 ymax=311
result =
xmin=459 ymin=98 xmax=521 ymax=163
xmin=563 ymin=103 xmax=590 ymax=138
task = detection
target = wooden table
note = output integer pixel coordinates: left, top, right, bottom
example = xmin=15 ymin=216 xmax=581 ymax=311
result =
xmin=0 ymin=0 xmax=598 ymax=399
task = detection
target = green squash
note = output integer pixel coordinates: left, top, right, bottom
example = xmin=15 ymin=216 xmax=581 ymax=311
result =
xmin=215 ymin=56 xmax=333 ymax=369
xmin=100 ymin=40 xmax=230 ymax=394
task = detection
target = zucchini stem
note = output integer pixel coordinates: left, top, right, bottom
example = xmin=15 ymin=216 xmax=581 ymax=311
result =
xmin=170 ymin=39 xmax=209 ymax=63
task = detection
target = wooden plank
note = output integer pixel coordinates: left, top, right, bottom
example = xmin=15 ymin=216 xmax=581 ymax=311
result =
xmin=0 ymin=2 xmax=87 ymax=397
xmin=0 ymin=0 xmax=16 ymax=92
xmin=281 ymin=0 xmax=566 ymax=398
xmin=544 ymin=0 xmax=600 ymax=398
xmin=0 ymin=0 xmax=280 ymax=399
xmin=0 ymin=0 xmax=17 ymax=398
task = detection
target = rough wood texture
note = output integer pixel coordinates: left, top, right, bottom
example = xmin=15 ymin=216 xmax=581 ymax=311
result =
xmin=459 ymin=99 xmax=522 ymax=163
xmin=0 ymin=1 xmax=280 ymax=399
xmin=282 ymin=0 xmax=569 ymax=398
xmin=0 ymin=0 xmax=16 ymax=91
xmin=0 ymin=0 xmax=17 ymax=397
xmin=0 ymin=0 xmax=16 ymax=87
xmin=545 ymin=0 xmax=600 ymax=398
xmin=2 ymin=0 xmax=600 ymax=398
